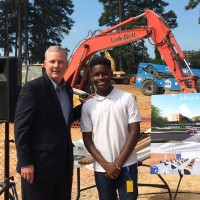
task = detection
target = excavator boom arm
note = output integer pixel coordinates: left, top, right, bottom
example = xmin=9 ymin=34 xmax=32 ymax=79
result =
xmin=64 ymin=9 xmax=198 ymax=93
xmin=65 ymin=28 xmax=151 ymax=87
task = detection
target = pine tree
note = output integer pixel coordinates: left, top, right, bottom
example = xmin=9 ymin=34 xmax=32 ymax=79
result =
xmin=0 ymin=0 xmax=74 ymax=63
xmin=185 ymin=0 xmax=200 ymax=24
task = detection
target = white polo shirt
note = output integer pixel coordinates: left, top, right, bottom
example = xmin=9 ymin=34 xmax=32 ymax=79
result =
xmin=81 ymin=87 xmax=142 ymax=172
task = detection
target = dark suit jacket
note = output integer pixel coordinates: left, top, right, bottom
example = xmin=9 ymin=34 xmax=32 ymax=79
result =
xmin=14 ymin=74 xmax=82 ymax=181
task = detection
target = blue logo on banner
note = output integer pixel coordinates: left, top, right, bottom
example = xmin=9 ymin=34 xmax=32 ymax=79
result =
xmin=151 ymin=166 xmax=159 ymax=174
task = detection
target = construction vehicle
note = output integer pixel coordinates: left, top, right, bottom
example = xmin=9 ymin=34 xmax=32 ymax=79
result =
xmin=104 ymin=50 xmax=130 ymax=84
xmin=135 ymin=62 xmax=200 ymax=96
xmin=64 ymin=9 xmax=200 ymax=94
xmin=22 ymin=64 xmax=44 ymax=86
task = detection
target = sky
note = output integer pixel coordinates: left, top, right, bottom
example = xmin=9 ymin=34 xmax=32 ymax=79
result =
xmin=151 ymin=93 xmax=200 ymax=121
xmin=62 ymin=0 xmax=200 ymax=59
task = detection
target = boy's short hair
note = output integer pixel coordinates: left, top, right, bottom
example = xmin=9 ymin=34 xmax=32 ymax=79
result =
xmin=89 ymin=57 xmax=111 ymax=70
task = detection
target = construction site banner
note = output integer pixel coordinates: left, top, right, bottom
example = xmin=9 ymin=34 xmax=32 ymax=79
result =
xmin=150 ymin=93 xmax=200 ymax=175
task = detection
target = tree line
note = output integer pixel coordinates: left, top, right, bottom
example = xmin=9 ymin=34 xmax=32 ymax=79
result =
xmin=0 ymin=0 xmax=199 ymax=70
xmin=0 ymin=0 xmax=74 ymax=64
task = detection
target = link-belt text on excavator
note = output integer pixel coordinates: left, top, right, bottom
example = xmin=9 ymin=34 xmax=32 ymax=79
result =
xmin=110 ymin=33 xmax=136 ymax=43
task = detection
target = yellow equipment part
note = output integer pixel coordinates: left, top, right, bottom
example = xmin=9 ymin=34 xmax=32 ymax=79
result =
xmin=73 ymin=94 xmax=81 ymax=107
xmin=113 ymin=71 xmax=126 ymax=77
xmin=104 ymin=50 xmax=130 ymax=84
xmin=104 ymin=50 xmax=116 ymax=72
xmin=73 ymin=88 xmax=89 ymax=107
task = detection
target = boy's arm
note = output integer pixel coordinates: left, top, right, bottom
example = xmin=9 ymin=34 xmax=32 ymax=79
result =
xmin=114 ymin=122 xmax=141 ymax=168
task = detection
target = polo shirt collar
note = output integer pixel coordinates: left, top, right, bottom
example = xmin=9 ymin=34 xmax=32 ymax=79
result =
xmin=94 ymin=87 xmax=115 ymax=101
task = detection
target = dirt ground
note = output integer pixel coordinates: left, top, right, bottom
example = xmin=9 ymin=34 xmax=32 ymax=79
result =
xmin=1 ymin=84 xmax=200 ymax=200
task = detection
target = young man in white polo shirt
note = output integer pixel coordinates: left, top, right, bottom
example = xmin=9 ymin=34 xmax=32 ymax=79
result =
xmin=81 ymin=57 xmax=142 ymax=200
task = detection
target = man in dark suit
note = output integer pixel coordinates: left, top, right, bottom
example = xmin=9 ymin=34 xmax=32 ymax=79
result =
xmin=14 ymin=46 xmax=81 ymax=200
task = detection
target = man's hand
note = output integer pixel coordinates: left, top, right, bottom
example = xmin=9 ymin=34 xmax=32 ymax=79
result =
xmin=79 ymin=93 xmax=95 ymax=104
xmin=21 ymin=164 xmax=34 ymax=184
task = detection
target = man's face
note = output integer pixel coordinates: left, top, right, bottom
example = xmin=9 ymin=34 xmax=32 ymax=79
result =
xmin=90 ymin=64 xmax=113 ymax=92
xmin=44 ymin=50 xmax=67 ymax=85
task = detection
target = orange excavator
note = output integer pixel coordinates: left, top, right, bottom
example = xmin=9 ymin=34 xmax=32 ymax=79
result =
xmin=64 ymin=9 xmax=200 ymax=93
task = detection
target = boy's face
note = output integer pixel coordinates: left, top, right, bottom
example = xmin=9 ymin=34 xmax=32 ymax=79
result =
xmin=90 ymin=64 xmax=113 ymax=91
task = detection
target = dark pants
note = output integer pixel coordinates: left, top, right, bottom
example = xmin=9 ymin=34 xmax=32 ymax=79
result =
xmin=21 ymin=175 xmax=72 ymax=200
xmin=95 ymin=163 xmax=138 ymax=200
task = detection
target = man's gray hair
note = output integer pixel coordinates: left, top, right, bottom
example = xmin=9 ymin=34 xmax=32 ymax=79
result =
xmin=45 ymin=46 xmax=68 ymax=60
